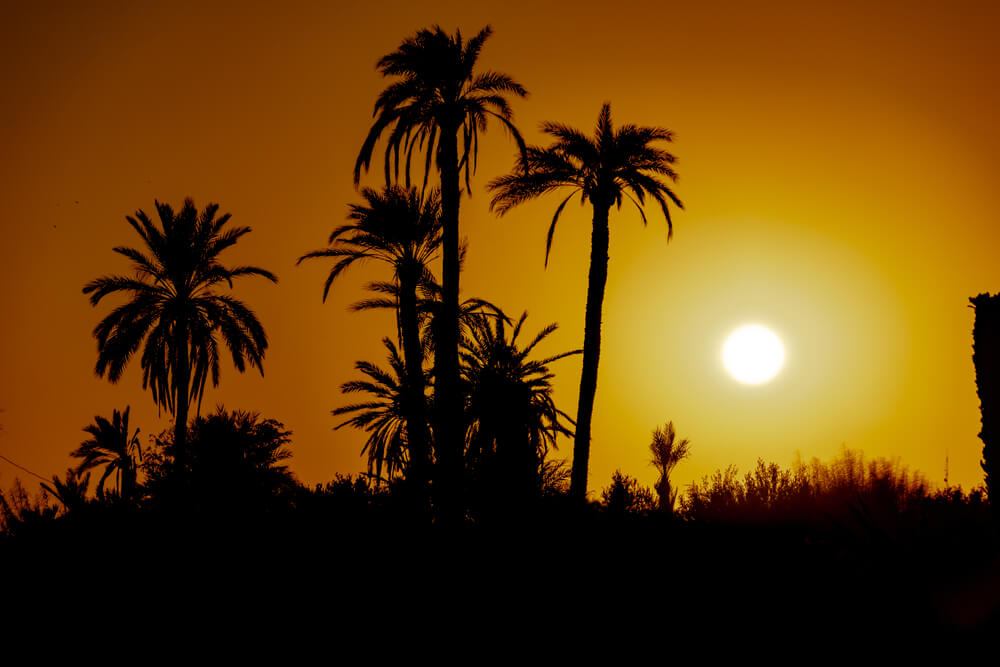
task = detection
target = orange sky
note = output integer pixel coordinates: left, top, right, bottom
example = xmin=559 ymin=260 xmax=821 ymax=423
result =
xmin=2 ymin=0 xmax=999 ymax=498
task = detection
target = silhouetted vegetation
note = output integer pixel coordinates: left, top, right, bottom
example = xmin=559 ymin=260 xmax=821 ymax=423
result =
xmin=649 ymin=420 xmax=690 ymax=515
xmin=5 ymin=22 xmax=1000 ymax=636
xmin=332 ymin=337 xmax=412 ymax=483
xmin=682 ymin=447 xmax=931 ymax=526
xmin=356 ymin=25 xmax=529 ymax=521
xmin=601 ymin=470 xmax=655 ymax=516
xmin=71 ymin=407 xmax=142 ymax=501
xmin=461 ymin=311 xmax=578 ymax=517
xmin=83 ymin=199 xmax=277 ymax=470
xmin=142 ymin=407 xmax=297 ymax=515
xmin=489 ymin=103 xmax=683 ymax=501
xmin=971 ymin=293 xmax=999 ymax=506
xmin=299 ymin=185 xmax=441 ymax=495
xmin=0 ymin=480 xmax=58 ymax=538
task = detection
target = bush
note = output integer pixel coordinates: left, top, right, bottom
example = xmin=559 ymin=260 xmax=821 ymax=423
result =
xmin=682 ymin=447 xmax=930 ymax=526
xmin=601 ymin=470 xmax=656 ymax=516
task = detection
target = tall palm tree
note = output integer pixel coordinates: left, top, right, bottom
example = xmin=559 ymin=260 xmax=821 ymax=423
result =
xmin=333 ymin=338 xmax=411 ymax=484
xmin=649 ymin=421 xmax=691 ymax=515
xmin=298 ymin=185 xmax=440 ymax=489
xmin=489 ymin=103 xmax=683 ymax=501
xmin=71 ymin=407 xmax=143 ymax=501
xmin=355 ymin=25 xmax=528 ymax=517
xmin=83 ymin=199 xmax=277 ymax=470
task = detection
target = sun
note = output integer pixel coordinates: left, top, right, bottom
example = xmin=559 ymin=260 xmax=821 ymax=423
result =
xmin=722 ymin=324 xmax=785 ymax=385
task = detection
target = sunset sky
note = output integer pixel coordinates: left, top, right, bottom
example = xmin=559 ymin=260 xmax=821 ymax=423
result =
xmin=2 ymin=0 xmax=999 ymax=497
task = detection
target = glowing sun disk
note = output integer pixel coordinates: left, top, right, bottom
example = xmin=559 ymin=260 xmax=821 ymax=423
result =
xmin=722 ymin=325 xmax=785 ymax=385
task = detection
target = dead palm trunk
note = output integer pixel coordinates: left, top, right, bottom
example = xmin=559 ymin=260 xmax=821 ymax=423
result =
xmin=570 ymin=200 xmax=612 ymax=502
xmin=971 ymin=293 xmax=1000 ymax=504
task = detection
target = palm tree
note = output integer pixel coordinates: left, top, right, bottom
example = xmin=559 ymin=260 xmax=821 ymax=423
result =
xmin=489 ymin=103 xmax=683 ymax=501
xmin=649 ymin=421 xmax=691 ymax=515
xmin=461 ymin=311 xmax=578 ymax=481
xmin=461 ymin=311 xmax=578 ymax=511
xmin=298 ymin=185 xmax=440 ymax=489
xmin=83 ymin=199 xmax=277 ymax=470
xmin=42 ymin=468 xmax=91 ymax=513
xmin=333 ymin=338 xmax=411 ymax=484
xmin=355 ymin=25 xmax=528 ymax=517
xmin=71 ymin=407 xmax=143 ymax=501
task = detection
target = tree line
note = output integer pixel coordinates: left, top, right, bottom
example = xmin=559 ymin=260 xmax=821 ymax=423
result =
xmin=2 ymin=23 xmax=997 ymax=532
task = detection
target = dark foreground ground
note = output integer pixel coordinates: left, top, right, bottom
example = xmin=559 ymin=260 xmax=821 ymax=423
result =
xmin=3 ymin=499 xmax=998 ymax=648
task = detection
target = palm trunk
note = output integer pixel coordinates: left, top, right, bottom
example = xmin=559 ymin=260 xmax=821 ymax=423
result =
xmin=435 ymin=123 xmax=463 ymax=521
xmin=971 ymin=293 xmax=1000 ymax=505
xmin=399 ymin=269 xmax=431 ymax=497
xmin=121 ymin=464 xmax=135 ymax=503
xmin=570 ymin=202 xmax=611 ymax=502
xmin=173 ymin=327 xmax=190 ymax=477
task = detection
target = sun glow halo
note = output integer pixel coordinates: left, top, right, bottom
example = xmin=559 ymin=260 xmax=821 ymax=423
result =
xmin=722 ymin=325 xmax=785 ymax=385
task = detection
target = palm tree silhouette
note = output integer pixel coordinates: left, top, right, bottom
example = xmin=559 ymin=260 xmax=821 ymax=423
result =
xmin=333 ymin=338 xmax=412 ymax=484
xmin=462 ymin=312 xmax=578 ymax=466
xmin=489 ymin=103 xmax=683 ymax=501
xmin=355 ymin=25 xmax=528 ymax=517
xmin=71 ymin=407 xmax=143 ymax=501
xmin=649 ymin=421 xmax=691 ymax=515
xmin=461 ymin=311 xmax=579 ymax=504
xmin=83 ymin=199 xmax=277 ymax=470
xmin=42 ymin=468 xmax=91 ymax=513
xmin=299 ymin=185 xmax=440 ymax=490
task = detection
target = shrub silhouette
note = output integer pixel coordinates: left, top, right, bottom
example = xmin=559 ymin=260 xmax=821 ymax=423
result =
xmin=682 ymin=447 xmax=928 ymax=528
xmin=0 ymin=479 xmax=59 ymax=537
xmin=143 ymin=407 xmax=296 ymax=514
xmin=601 ymin=470 xmax=656 ymax=516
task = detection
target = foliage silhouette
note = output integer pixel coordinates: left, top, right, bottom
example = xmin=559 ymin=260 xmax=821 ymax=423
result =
xmin=489 ymin=103 xmax=683 ymax=501
xmin=143 ymin=407 xmax=296 ymax=514
xmin=682 ymin=447 xmax=930 ymax=528
xmin=601 ymin=470 xmax=656 ymax=516
xmin=83 ymin=199 xmax=277 ymax=470
xmin=332 ymin=338 xmax=413 ymax=484
xmin=41 ymin=468 xmax=91 ymax=513
xmin=970 ymin=293 xmax=1000 ymax=505
xmin=331 ymin=282 xmax=512 ymax=491
xmin=71 ymin=407 xmax=142 ymax=501
xmin=461 ymin=311 xmax=579 ymax=512
xmin=0 ymin=479 xmax=58 ymax=537
xmin=356 ymin=25 xmax=528 ymax=519
xmin=648 ymin=421 xmax=690 ymax=516
xmin=299 ymin=185 xmax=441 ymax=492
